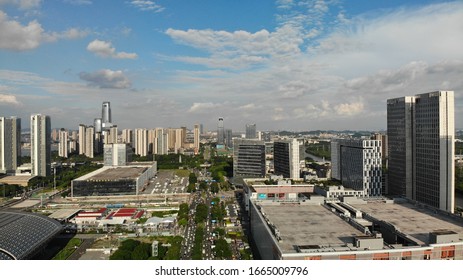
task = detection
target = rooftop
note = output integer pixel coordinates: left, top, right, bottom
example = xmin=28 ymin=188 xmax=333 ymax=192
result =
xmin=352 ymin=201 xmax=463 ymax=245
xmin=259 ymin=204 xmax=364 ymax=253
xmin=86 ymin=167 xmax=148 ymax=181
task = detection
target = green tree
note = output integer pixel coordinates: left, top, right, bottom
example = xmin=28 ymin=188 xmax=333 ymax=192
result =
xmin=214 ymin=238 xmax=232 ymax=259
xmin=131 ymin=243 xmax=151 ymax=260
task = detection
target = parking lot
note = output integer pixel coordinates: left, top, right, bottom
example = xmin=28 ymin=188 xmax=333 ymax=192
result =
xmin=142 ymin=170 xmax=189 ymax=195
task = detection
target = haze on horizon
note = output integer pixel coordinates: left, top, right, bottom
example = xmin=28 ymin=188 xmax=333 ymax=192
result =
xmin=1 ymin=0 xmax=462 ymax=132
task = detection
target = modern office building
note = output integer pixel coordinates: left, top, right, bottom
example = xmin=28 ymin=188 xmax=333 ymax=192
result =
xmin=273 ymin=138 xmax=301 ymax=179
xmin=94 ymin=118 xmax=102 ymax=133
xmin=58 ymin=129 xmax=68 ymax=158
xmin=225 ymin=129 xmax=233 ymax=148
xmin=0 ymin=117 xmax=21 ymax=174
xmin=387 ymin=91 xmax=455 ymax=213
xmin=31 ymin=114 xmax=51 ymax=177
xmin=233 ymin=139 xmax=266 ymax=178
xmin=331 ymin=139 xmax=382 ymax=197
xmin=217 ymin=117 xmax=224 ymax=146
xmin=245 ymin=123 xmax=257 ymax=139
xmin=101 ymin=101 xmax=112 ymax=131
xmin=103 ymin=143 xmax=132 ymax=166
xmin=387 ymin=96 xmax=415 ymax=198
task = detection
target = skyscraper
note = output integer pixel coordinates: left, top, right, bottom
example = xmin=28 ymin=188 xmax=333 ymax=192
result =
xmin=78 ymin=124 xmax=86 ymax=155
xmin=58 ymin=129 xmax=68 ymax=158
xmin=273 ymin=138 xmax=301 ymax=179
xmin=246 ymin=124 xmax=257 ymax=139
xmin=134 ymin=128 xmax=148 ymax=156
xmin=217 ymin=117 xmax=224 ymax=146
xmin=101 ymin=101 xmax=112 ymax=131
xmin=31 ymin=114 xmax=51 ymax=177
xmin=194 ymin=124 xmax=200 ymax=155
xmin=387 ymin=91 xmax=455 ymax=213
xmin=85 ymin=126 xmax=95 ymax=158
xmin=0 ymin=116 xmax=21 ymax=174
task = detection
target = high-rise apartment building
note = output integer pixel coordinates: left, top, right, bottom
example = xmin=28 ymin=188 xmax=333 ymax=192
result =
xmin=246 ymin=124 xmax=257 ymax=139
xmin=134 ymin=128 xmax=148 ymax=156
xmin=225 ymin=129 xmax=233 ymax=148
xmin=0 ymin=116 xmax=21 ymax=174
xmin=122 ymin=129 xmax=133 ymax=145
xmin=194 ymin=124 xmax=200 ymax=155
xmin=331 ymin=139 xmax=382 ymax=197
xmin=31 ymin=114 xmax=51 ymax=177
xmin=94 ymin=118 xmax=102 ymax=133
xmin=388 ymin=91 xmax=455 ymax=212
xmin=233 ymin=139 xmax=266 ymax=178
xmin=155 ymin=128 xmax=168 ymax=155
xmin=58 ymin=129 xmax=68 ymax=158
xmin=78 ymin=124 xmax=86 ymax=155
xmin=85 ymin=126 xmax=95 ymax=158
xmin=273 ymin=138 xmax=300 ymax=179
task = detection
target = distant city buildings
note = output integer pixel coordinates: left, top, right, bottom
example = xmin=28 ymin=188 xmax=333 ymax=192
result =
xmin=245 ymin=124 xmax=257 ymax=139
xmin=194 ymin=124 xmax=200 ymax=155
xmin=104 ymin=143 xmax=132 ymax=166
xmin=331 ymin=139 xmax=382 ymax=197
xmin=58 ymin=129 xmax=68 ymax=158
xmin=31 ymin=114 xmax=51 ymax=177
xmin=217 ymin=117 xmax=225 ymax=146
xmin=387 ymin=91 xmax=455 ymax=213
xmin=0 ymin=116 xmax=21 ymax=174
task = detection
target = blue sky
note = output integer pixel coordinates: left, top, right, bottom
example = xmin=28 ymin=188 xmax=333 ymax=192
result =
xmin=0 ymin=0 xmax=462 ymax=132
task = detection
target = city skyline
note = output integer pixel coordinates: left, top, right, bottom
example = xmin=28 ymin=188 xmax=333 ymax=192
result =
xmin=1 ymin=1 xmax=462 ymax=131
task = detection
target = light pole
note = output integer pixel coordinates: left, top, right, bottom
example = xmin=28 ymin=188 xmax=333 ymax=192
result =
xmin=53 ymin=166 xmax=56 ymax=192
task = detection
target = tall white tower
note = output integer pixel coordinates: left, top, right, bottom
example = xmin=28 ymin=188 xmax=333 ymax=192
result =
xmin=31 ymin=114 xmax=51 ymax=177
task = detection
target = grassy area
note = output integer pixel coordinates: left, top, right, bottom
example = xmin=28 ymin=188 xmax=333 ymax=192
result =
xmin=52 ymin=238 xmax=82 ymax=260
xmin=174 ymin=169 xmax=190 ymax=177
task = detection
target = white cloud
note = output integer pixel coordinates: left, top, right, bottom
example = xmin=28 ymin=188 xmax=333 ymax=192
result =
xmin=334 ymin=101 xmax=364 ymax=116
xmin=87 ymin=39 xmax=138 ymax=59
xmin=0 ymin=11 xmax=88 ymax=51
xmin=188 ymin=102 xmax=218 ymax=113
xmin=0 ymin=93 xmax=20 ymax=105
xmin=0 ymin=11 xmax=43 ymax=50
xmin=129 ymin=0 xmax=164 ymax=13
xmin=0 ymin=0 xmax=41 ymax=9
xmin=79 ymin=69 xmax=132 ymax=89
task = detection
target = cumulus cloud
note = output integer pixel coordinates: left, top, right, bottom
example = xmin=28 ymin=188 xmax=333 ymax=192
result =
xmin=334 ymin=101 xmax=364 ymax=116
xmin=128 ymin=0 xmax=164 ymax=12
xmin=0 ymin=0 xmax=41 ymax=9
xmin=0 ymin=11 xmax=88 ymax=51
xmin=79 ymin=69 xmax=132 ymax=89
xmin=87 ymin=39 xmax=138 ymax=59
xmin=0 ymin=93 xmax=20 ymax=105
xmin=188 ymin=102 xmax=217 ymax=113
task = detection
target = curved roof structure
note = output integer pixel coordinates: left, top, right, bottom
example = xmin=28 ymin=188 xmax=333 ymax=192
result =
xmin=0 ymin=211 xmax=63 ymax=260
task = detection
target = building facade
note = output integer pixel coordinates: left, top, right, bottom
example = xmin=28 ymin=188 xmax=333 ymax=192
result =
xmin=273 ymin=139 xmax=300 ymax=179
xmin=31 ymin=114 xmax=51 ymax=177
xmin=246 ymin=124 xmax=257 ymax=139
xmin=233 ymin=139 xmax=266 ymax=178
xmin=331 ymin=139 xmax=382 ymax=197
xmin=58 ymin=129 xmax=68 ymax=158
xmin=0 ymin=117 xmax=21 ymax=174
xmin=387 ymin=91 xmax=455 ymax=213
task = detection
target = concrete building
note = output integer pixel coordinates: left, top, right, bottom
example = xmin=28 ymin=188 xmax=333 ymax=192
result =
xmin=194 ymin=124 xmax=200 ymax=155
xmin=233 ymin=139 xmax=266 ymax=178
xmin=58 ymin=129 xmax=68 ymax=158
xmin=155 ymin=128 xmax=168 ymax=155
xmin=0 ymin=116 xmax=21 ymax=174
xmin=273 ymin=138 xmax=300 ymax=179
xmin=71 ymin=162 xmax=157 ymax=197
xmin=331 ymin=139 xmax=382 ymax=197
xmin=94 ymin=118 xmax=102 ymax=133
xmin=225 ymin=129 xmax=233 ymax=148
xmin=31 ymin=114 xmax=51 ymax=177
xmin=85 ymin=126 xmax=95 ymax=158
xmin=134 ymin=128 xmax=148 ymax=156
xmin=246 ymin=124 xmax=257 ymax=139
xmin=248 ymin=198 xmax=463 ymax=260
xmin=78 ymin=124 xmax=86 ymax=155
xmin=121 ymin=129 xmax=133 ymax=145
xmin=387 ymin=91 xmax=455 ymax=213
xmin=104 ymin=143 xmax=132 ymax=166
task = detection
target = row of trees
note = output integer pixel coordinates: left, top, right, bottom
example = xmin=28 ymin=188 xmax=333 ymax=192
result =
xmin=110 ymin=236 xmax=184 ymax=260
